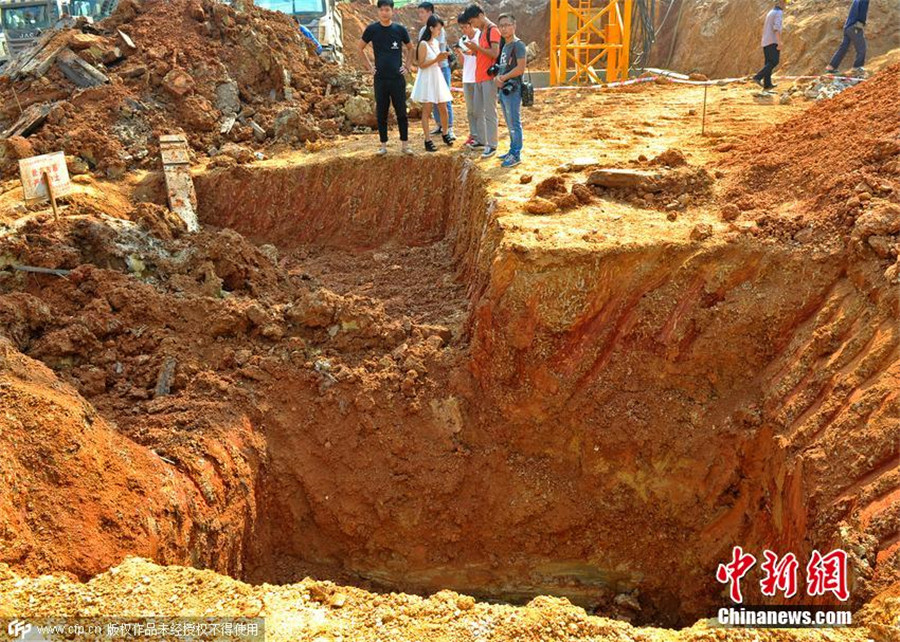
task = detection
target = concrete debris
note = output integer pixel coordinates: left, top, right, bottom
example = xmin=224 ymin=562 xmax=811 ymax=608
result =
xmin=215 ymin=80 xmax=241 ymax=116
xmin=154 ymin=356 xmax=177 ymax=397
xmin=587 ymin=168 xmax=660 ymax=189
xmin=802 ymin=76 xmax=859 ymax=101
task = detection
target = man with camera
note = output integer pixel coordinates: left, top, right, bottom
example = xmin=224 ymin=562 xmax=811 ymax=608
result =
xmin=494 ymin=14 xmax=526 ymax=167
xmin=454 ymin=13 xmax=481 ymax=149
xmin=462 ymin=4 xmax=501 ymax=159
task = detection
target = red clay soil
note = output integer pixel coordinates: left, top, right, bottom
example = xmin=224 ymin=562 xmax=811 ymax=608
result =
xmin=0 ymin=62 xmax=898 ymax=633
xmin=0 ymin=0 xmax=363 ymax=178
xmin=719 ymin=63 xmax=900 ymax=238
xmin=1 ymin=146 xmax=897 ymax=628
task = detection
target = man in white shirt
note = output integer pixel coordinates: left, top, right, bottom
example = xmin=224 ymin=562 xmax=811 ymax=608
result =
xmin=752 ymin=1 xmax=784 ymax=91
xmin=455 ymin=13 xmax=481 ymax=148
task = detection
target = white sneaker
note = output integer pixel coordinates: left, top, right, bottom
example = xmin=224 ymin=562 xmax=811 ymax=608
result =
xmin=376 ymin=146 xmax=388 ymax=156
xmin=402 ymin=145 xmax=414 ymax=156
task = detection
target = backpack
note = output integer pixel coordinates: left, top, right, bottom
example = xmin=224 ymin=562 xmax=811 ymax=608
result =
xmin=482 ymin=24 xmax=501 ymax=60
xmin=521 ymin=71 xmax=534 ymax=107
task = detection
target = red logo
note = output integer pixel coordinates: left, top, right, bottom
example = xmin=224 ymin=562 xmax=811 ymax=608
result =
xmin=806 ymin=549 xmax=850 ymax=601
xmin=716 ymin=546 xmax=757 ymax=603
xmin=717 ymin=546 xmax=849 ymax=603
xmin=760 ymin=550 xmax=799 ymax=598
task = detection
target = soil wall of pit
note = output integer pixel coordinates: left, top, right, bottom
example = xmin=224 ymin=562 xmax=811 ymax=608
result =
xmin=194 ymin=156 xmax=496 ymax=277
xmin=251 ymin=240 xmax=896 ymax=623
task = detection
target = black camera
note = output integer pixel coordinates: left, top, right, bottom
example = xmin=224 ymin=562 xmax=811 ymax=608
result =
xmin=487 ymin=63 xmax=500 ymax=77
xmin=500 ymin=80 xmax=517 ymax=95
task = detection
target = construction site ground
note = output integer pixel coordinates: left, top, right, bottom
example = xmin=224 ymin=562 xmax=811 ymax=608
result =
xmin=1 ymin=22 xmax=899 ymax=642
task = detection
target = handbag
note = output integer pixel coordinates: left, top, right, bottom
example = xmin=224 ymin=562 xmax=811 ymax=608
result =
xmin=521 ymin=70 xmax=534 ymax=107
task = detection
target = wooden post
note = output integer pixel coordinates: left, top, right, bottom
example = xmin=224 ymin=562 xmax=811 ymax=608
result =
xmin=701 ymin=84 xmax=708 ymax=136
xmin=42 ymin=171 xmax=59 ymax=220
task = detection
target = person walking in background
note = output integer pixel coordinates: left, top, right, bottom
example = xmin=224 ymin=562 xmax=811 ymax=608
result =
xmin=359 ymin=0 xmax=415 ymax=156
xmin=417 ymin=2 xmax=455 ymax=141
xmin=463 ymin=4 xmax=501 ymax=159
xmin=753 ymin=1 xmax=783 ymax=91
xmin=411 ymin=15 xmax=454 ymax=152
xmin=455 ymin=13 xmax=482 ymax=149
xmin=825 ymin=0 xmax=869 ymax=74
xmin=494 ymin=14 xmax=526 ymax=167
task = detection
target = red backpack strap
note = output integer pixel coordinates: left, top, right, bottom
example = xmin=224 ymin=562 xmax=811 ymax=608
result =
xmin=488 ymin=25 xmax=500 ymax=46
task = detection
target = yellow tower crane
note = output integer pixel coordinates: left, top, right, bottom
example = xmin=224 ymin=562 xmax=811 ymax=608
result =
xmin=550 ymin=0 xmax=633 ymax=85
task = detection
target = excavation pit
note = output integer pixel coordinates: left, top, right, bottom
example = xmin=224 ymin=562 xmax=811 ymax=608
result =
xmin=187 ymin=158 xmax=898 ymax=627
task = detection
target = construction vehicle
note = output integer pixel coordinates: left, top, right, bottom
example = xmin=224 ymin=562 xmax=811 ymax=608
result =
xmin=253 ymin=0 xmax=344 ymax=64
xmin=0 ymin=31 xmax=9 ymax=68
xmin=0 ymin=0 xmax=116 ymax=59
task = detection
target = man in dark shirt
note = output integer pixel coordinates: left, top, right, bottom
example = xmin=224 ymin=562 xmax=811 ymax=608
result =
xmin=826 ymin=0 xmax=869 ymax=73
xmin=359 ymin=0 xmax=415 ymax=155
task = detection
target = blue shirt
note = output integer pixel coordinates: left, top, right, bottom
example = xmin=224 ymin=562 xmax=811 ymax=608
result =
xmin=845 ymin=0 xmax=869 ymax=29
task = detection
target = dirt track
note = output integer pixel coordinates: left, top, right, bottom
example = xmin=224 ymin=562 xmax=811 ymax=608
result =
xmin=0 ymin=2 xmax=898 ymax=639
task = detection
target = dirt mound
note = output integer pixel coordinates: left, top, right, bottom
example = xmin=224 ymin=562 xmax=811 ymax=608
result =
xmin=0 ymin=0 xmax=364 ymax=178
xmin=654 ymin=0 xmax=900 ymax=78
xmin=2 ymin=557 xmax=899 ymax=641
xmin=719 ymin=64 xmax=900 ymax=243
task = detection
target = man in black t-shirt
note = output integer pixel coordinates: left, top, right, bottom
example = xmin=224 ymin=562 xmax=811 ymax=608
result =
xmin=359 ymin=0 xmax=415 ymax=155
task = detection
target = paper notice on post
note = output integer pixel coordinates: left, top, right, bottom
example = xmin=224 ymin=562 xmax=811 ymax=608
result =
xmin=18 ymin=151 xmax=72 ymax=201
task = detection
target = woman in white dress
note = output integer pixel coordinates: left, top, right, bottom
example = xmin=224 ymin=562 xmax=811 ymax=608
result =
xmin=411 ymin=14 xmax=453 ymax=151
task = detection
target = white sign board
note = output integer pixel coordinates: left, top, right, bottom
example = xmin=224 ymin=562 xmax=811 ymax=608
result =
xmin=18 ymin=152 xmax=72 ymax=201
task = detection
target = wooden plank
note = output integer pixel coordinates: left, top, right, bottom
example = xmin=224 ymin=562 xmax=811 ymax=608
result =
xmin=56 ymin=47 xmax=109 ymax=88
xmin=20 ymin=42 xmax=66 ymax=79
xmin=160 ymin=135 xmax=199 ymax=232
xmin=0 ymin=31 xmax=55 ymax=80
xmin=1 ymin=102 xmax=53 ymax=139
xmin=587 ymin=168 xmax=661 ymax=189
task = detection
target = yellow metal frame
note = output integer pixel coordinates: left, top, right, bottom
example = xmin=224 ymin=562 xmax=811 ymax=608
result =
xmin=550 ymin=0 xmax=632 ymax=85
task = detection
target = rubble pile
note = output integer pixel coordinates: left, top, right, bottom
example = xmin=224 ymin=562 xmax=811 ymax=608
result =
xmin=0 ymin=0 xmax=365 ymax=178
xmin=720 ymin=64 xmax=900 ymax=244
